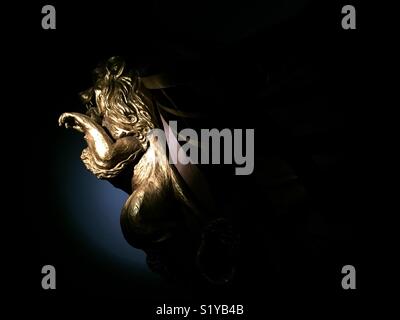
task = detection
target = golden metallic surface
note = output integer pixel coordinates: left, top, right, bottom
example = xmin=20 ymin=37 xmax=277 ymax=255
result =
xmin=59 ymin=57 xmax=200 ymax=248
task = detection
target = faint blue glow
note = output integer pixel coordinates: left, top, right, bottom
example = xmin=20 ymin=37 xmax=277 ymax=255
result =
xmin=56 ymin=138 xmax=152 ymax=274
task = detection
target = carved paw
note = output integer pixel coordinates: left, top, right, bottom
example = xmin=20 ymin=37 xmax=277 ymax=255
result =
xmin=58 ymin=112 xmax=85 ymax=132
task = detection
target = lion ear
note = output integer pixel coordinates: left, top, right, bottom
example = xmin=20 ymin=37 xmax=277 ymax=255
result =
xmin=106 ymin=56 xmax=125 ymax=78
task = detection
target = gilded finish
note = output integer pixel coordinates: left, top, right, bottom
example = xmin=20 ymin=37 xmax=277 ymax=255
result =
xmin=58 ymin=57 xmax=199 ymax=248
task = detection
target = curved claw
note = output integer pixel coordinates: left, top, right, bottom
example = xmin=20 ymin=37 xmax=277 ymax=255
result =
xmin=58 ymin=112 xmax=84 ymax=132
xmin=58 ymin=112 xmax=71 ymax=126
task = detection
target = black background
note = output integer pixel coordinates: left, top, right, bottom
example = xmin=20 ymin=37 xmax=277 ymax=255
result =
xmin=7 ymin=0 xmax=373 ymax=315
